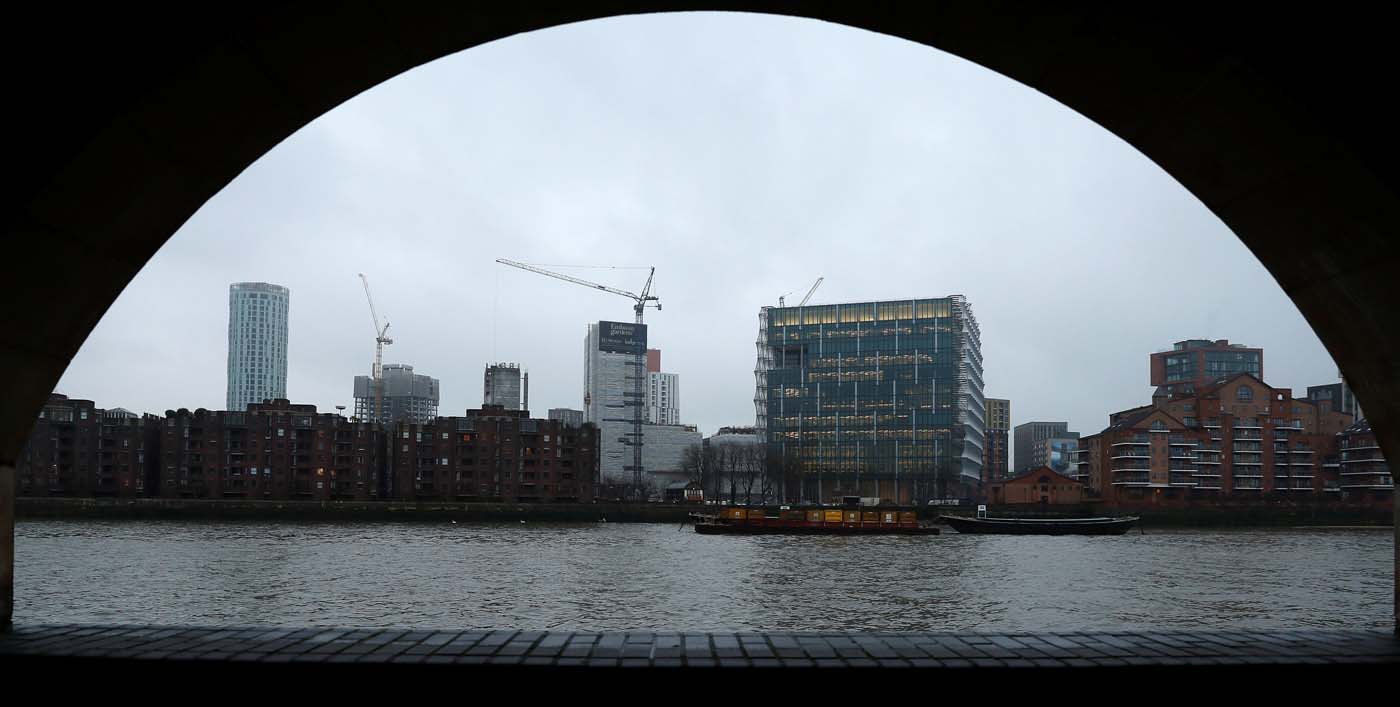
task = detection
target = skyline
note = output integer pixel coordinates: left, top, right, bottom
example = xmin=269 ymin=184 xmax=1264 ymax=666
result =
xmin=53 ymin=12 xmax=1344 ymax=438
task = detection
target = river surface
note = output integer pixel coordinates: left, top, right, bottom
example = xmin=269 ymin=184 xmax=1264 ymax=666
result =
xmin=14 ymin=521 xmax=1393 ymax=632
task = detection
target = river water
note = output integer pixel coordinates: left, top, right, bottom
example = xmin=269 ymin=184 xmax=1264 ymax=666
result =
xmin=14 ymin=520 xmax=1393 ymax=632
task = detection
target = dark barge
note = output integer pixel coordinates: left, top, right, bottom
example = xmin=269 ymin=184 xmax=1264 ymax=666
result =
xmin=940 ymin=514 xmax=1139 ymax=535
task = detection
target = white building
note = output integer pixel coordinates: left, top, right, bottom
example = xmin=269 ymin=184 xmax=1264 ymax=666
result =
xmin=645 ymin=371 xmax=680 ymax=425
xmin=226 ymin=282 xmax=289 ymax=411
xmin=642 ymin=423 xmax=703 ymax=490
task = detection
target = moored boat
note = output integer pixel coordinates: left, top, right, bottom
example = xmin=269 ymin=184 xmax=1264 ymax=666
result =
xmin=692 ymin=506 xmax=940 ymax=535
xmin=939 ymin=514 xmax=1139 ymax=535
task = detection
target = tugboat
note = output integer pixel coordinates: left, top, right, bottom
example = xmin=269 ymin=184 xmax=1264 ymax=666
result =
xmin=940 ymin=505 xmax=1139 ymax=535
xmin=692 ymin=499 xmax=940 ymax=536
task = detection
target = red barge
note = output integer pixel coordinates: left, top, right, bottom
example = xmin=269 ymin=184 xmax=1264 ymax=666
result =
xmin=691 ymin=507 xmax=940 ymax=535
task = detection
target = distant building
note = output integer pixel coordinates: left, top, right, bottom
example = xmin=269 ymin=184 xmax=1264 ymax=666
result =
xmin=548 ymin=408 xmax=585 ymax=428
xmin=755 ymin=296 xmax=984 ymax=504
xmin=1031 ymin=436 xmax=1079 ymax=475
xmin=1074 ymin=373 xmax=1358 ymax=507
xmin=1335 ymin=419 xmax=1392 ymax=506
xmin=1308 ymin=376 xmax=1363 ymax=420
xmin=585 ymin=320 xmax=648 ymax=483
xmin=646 ymin=371 xmax=680 ymax=425
xmin=160 ymin=399 xmax=387 ymax=501
xmin=986 ymin=467 xmax=1085 ymax=506
xmin=353 ymin=363 xmax=440 ymax=426
xmin=1013 ymin=422 xmax=1077 ymax=474
xmin=389 ymin=405 xmax=597 ymax=503
xmin=1149 ymin=338 xmax=1262 ymax=397
xmin=19 ymin=394 xmax=156 ymax=498
xmin=640 ymin=423 xmax=703 ymax=491
xmin=983 ymin=398 xmax=1010 ymax=483
xmin=226 ymin=282 xmax=289 ymax=412
xmin=484 ymin=363 xmax=527 ymax=411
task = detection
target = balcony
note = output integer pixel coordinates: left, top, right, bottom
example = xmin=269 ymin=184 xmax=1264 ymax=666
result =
xmin=1112 ymin=473 xmax=1149 ymax=486
xmin=1233 ymin=472 xmax=1264 ymax=478
xmin=1341 ymin=444 xmax=1381 ymax=452
xmin=1111 ymin=438 xmax=1150 ymax=447
xmin=1111 ymin=453 xmax=1151 ymax=460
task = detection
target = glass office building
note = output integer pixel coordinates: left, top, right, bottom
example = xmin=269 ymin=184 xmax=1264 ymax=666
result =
xmin=755 ymin=296 xmax=984 ymax=504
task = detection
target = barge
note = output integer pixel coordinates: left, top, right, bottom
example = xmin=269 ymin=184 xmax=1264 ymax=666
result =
xmin=692 ymin=507 xmax=940 ymax=535
xmin=940 ymin=514 xmax=1139 ymax=535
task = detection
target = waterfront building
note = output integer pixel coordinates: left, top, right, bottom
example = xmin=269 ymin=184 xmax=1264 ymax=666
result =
xmin=18 ymin=394 xmax=155 ymax=498
xmin=548 ymin=408 xmax=585 ymax=428
xmin=389 ymin=405 xmax=597 ymax=503
xmin=1149 ymin=338 xmax=1262 ymax=398
xmin=353 ymin=363 xmax=440 ymax=426
xmin=483 ymin=362 xmax=527 ymax=410
xmin=1013 ymin=422 xmax=1077 ymax=474
xmin=160 ymin=399 xmax=387 ymax=501
xmin=1334 ymin=419 xmax=1393 ymax=506
xmin=585 ymin=321 xmax=648 ymax=483
xmin=226 ymin=282 xmax=289 ymax=412
xmin=983 ymin=398 xmax=1010 ymax=483
xmin=985 ymin=466 xmax=1085 ymax=505
xmin=1073 ymin=373 xmax=1355 ymax=506
xmin=754 ymin=296 xmax=984 ymax=504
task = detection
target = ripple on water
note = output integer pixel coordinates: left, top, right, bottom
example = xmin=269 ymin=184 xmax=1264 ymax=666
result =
xmin=12 ymin=520 xmax=1394 ymax=631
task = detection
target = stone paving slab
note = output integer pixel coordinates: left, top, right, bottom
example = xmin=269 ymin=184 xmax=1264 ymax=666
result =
xmin=1 ymin=625 xmax=1397 ymax=668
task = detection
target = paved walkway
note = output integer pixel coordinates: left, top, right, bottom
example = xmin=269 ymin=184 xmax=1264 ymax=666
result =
xmin=2 ymin=625 xmax=1397 ymax=668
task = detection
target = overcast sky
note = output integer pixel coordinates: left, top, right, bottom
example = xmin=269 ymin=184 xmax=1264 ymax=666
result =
xmin=57 ymin=12 xmax=1341 ymax=444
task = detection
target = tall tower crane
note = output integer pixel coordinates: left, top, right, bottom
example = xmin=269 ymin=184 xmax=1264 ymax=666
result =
xmin=496 ymin=259 xmax=660 ymax=497
xmin=358 ymin=273 xmax=393 ymax=424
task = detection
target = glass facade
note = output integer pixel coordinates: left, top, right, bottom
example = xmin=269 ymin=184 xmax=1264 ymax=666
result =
xmin=226 ymin=282 xmax=289 ymax=412
xmin=755 ymin=296 xmax=983 ymax=503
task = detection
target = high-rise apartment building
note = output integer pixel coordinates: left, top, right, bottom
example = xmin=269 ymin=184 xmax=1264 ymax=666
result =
xmin=1150 ymin=339 xmax=1262 ymax=397
xmin=646 ymin=372 xmax=680 ymax=425
xmin=585 ymin=321 xmax=647 ymax=483
xmin=353 ymin=363 xmax=439 ymax=426
xmin=226 ymin=282 xmax=289 ymax=411
xmin=754 ymin=296 xmax=984 ymax=504
xmin=983 ymin=398 xmax=1010 ymax=483
xmin=483 ymin=363 xmax=527 ymax=410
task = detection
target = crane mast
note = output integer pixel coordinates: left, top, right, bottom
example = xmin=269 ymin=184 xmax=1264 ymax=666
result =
xmin=358 ymin=273 xmax=393 ymax=424
xmin=496 ymin=259 xmax=660 ymax=498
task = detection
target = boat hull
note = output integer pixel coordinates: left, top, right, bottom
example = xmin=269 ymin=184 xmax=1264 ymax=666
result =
xmin=693 ymin=523 xmax=940 ymax=536
xmin=940 ymin=515 xmax=1138 ymax=535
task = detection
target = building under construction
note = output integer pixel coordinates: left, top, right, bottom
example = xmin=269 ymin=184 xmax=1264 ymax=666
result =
xmin=483 ymin=363 xmax=527 ymax=410
xmin=353 ymin=363 xmax=439 ymax=426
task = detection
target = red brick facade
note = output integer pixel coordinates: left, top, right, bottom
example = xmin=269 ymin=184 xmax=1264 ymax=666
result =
xmin=1073 ymin=373 xmax=1380 ymax=508
xmin=986 ymin=467 xmax=1085 ymax=505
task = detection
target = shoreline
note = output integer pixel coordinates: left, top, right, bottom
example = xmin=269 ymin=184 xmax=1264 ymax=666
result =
xmin=14 ymin=497 xmax=1394 ymax=528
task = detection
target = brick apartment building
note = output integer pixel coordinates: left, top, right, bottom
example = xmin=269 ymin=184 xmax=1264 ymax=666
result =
xmin=389 ymin=405 xmax=598 ymax=503
xmin=1073 ymin=373 xmax=1364 ymax=507
xmin=159 ymin=399 xmax=388 ymax=501
xmin=19 ymin=394 xmax=156 ymax=498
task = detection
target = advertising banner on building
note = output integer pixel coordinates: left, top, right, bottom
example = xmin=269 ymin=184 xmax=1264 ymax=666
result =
xmin=597 ymin=321 xmax=647 ymax=354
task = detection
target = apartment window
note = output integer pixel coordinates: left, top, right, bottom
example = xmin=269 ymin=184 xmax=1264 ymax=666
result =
xmin=1236 ymin=386 xmax=1253 ymax=402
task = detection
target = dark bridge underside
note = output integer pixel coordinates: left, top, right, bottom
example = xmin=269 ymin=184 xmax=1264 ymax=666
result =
xmin=1 ymin=2 xmax=1396 ymax=638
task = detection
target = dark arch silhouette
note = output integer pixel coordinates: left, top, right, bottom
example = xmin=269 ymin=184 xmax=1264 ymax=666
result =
xmin=3 ymin=5 xmax=1397 ymax=628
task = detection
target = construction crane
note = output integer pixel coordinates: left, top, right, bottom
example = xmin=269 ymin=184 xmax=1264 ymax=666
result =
xmin=496 ymin=259 xmax=660 ymax=498
xmin=778 ymin=276 xmax=824 ymax=307
xmin=358 ymin=273 xmax=393 ymax=424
